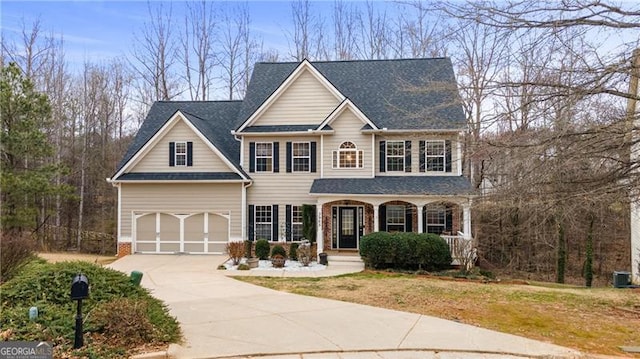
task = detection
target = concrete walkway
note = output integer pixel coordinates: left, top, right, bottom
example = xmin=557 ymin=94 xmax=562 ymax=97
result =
xmin=109 ymin=255 xmax=582 ymax=359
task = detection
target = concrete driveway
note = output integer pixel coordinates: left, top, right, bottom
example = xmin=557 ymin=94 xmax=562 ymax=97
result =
xmin=109 ymin=255 xmax=581 ymax=359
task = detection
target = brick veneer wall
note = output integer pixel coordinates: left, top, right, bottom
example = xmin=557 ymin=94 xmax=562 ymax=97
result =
xmin=117 ymin=242 xmax=132 ymax=257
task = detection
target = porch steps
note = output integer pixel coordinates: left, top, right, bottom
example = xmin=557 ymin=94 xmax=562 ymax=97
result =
xmin=326 ymin=254 xmax=364 ymax=267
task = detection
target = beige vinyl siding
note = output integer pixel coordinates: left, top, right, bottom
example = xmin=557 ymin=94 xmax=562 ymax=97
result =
xmin=375 ymin=133 xmax=460 ymax=176
xmin=255 ymin=69 xmax=341 ymax=126
xmin=120 ymin=183 xmax=243 ymax=241
xmin=322 ymin=110 xmax=373 ymax=178
xmin=130 ymin=119 xmax=233 ymax=173
xmin=243 ymin=135 xmax=320 ymax=241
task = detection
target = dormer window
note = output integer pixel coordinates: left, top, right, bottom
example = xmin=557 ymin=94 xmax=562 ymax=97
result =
xmin=332 ymin=141 xmax=363 ymax=169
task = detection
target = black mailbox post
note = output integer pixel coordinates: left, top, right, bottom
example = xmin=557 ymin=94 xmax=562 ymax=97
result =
xmin=70 ymin=274 xmax=89 ymax=349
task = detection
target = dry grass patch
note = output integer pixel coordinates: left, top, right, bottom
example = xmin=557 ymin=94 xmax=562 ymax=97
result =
xmin=236 ymin=271 xmax=640 ymax=357
xmin=37 ymin=252 xmax=117 ymax=265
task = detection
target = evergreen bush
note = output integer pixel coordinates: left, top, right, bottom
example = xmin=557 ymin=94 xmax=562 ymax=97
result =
xmin=359 ymin=232 xmax=451 ymax=271
xmin=255 ymin=239 xmax=270 ymax=260
xmin=289 ymin=243 xmax=299 ymax=261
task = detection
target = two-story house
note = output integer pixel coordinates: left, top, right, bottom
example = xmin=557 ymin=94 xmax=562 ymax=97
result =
xmin=108 ymin=58 xmax=474 ymax=258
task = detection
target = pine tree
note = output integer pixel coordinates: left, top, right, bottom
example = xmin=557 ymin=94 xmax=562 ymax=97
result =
xmin=0 ymin=62 xmax=71 ymax=236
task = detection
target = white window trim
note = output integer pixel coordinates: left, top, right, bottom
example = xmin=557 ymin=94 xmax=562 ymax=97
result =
xmin=255 ymin=205 xmax=272 ymax=241
xmin=332 ymin=141 xmax=363 ymax=169
xmin=425 ymin=140 xmax=446 ymax=173
xmin=386 ymin=140 xmax=405 ymax=172
xmin=175 ymin=141 xmax=187 ymax=167
xmin=425 ymin=205 xmax=446 ymax=232
xmin=255 ymin=142 xmax=273 ymax=173
xmin=291 ymin=205 xmax=303 ymax=241
xmin=292 ymin=141 xmax=311 ymax=173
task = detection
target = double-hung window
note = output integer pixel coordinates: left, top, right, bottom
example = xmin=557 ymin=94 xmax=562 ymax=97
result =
xmin=175 ymin=141 xmax=187 ymax=166
xmin=255 ymin=142 xmax=273 ymax=172
xmin=292 ymin=142 xmax=310 ymax=172
xmin=426 ymin=140 xmax=445 ymax=172
xmin=291 ymin=205 xmax=303 ymax=241
xmin=386 ymin=141 xmax=405 ymax=172
xmin=425 ymin=205 xmax=446 ymax=234
xmin=255 ymin=205 xmax=272 ymax=241
xmin=386 ymin=205 xmax=406 ymax=232
xmin=332 ymin=141 xmax=363 ymax=168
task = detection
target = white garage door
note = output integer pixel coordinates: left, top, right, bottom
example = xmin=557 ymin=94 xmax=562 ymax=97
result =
xmin=134 ymin=212 xmax=229 ymax=254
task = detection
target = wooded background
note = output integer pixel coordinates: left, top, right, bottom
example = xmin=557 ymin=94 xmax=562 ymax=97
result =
xmin=1 ymin=0 xmax=638 ymax=285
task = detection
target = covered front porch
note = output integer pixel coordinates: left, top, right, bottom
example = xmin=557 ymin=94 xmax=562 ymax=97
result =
xmin=309 ymin=176 xmax=475 ymax=263
xmin=314 ymin=197 xmax=473 ymax=261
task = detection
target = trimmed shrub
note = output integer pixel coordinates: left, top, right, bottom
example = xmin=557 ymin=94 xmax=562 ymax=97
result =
xmin=91 ymin=298 xmax=154 ymax=348
xmin=359 ymin=232 xmax=394 ymax=269
xmin=237 ymin=263 xmax=250 ymax=270
xmin=255 ymin=239 xmax=270 ymax=260
xmin=289 ymin=243 xmax=299 ymax=261
xmin=226 ymin=241 xmax=244 ymax=265
xmin=270 ymin=244 xmax=287 ymax=259
xmin=359 ymin=232 xmax=451 ymax=271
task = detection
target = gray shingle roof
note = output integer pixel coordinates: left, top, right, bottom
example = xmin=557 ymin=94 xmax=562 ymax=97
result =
xmin=310 ymin=176 xmax=474 ymax=196
xmin=237 ymin=58 xmax=466 ymax=131
xmin=114 ymin=58 xmax=466 ymax=181
xmin=117 ymin=172 xmax=244 ymax=181
xmin=113 ymin=101 xmax=244 ymax=179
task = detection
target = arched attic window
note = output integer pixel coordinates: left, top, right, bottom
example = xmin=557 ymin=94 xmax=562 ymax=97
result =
xmin=332 ymin=141 xmax=363 ymax=169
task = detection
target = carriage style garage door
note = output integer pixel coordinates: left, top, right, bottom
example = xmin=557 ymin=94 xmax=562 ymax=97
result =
xmin=134 ymin=212 xmax=229 ymax=254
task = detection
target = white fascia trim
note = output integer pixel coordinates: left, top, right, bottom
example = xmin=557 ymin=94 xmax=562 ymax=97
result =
xmin=112 ymin=179 xmax=251 ymax=184
xmin=361 ymin=128 xmax=465 ymax=134
xmin=234 ymin=130 xmax=333 ymax=136
xmin=317 ymin=98 xmax=378 ymax=131
xmin=236 ymin=59 xmax=346 ymax=132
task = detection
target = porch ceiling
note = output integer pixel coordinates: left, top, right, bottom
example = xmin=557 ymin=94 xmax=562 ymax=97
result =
xmin=310 ymin=176 xmax=475 ymax=196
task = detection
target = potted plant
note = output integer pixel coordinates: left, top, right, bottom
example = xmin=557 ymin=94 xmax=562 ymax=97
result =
xmin=270 ymin=245 xmax=287 ymax=268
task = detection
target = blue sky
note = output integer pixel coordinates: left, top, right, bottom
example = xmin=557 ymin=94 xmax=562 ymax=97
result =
xmin=1 ymin=1 xmax=330 ymax=68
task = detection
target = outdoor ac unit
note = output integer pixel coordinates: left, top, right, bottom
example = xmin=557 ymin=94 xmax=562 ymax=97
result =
xmin=613 ymin=271 xmax=631 ymax=288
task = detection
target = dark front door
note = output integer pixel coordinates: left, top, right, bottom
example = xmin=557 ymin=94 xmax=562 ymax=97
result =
xmin=338 ymin=207 xmax=358 ymax=249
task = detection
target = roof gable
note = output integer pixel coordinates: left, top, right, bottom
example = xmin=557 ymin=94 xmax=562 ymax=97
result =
xmin=318 ymin=99 xmax=377 ymax=131
xmin=236 ymin=60 xmax=345 ymax=132
xmin=112 ymin=102 xmax=247 ymax=180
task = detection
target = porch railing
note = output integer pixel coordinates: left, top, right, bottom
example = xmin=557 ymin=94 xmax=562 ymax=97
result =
xmin=440 ymin=235 xmax=475 ymax=267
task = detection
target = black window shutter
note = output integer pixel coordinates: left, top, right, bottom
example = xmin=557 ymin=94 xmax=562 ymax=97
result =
xmin=169 ymin=142 xmax=175 ymax=167
xmin=405 ymin=205 xmax=413 ymax=232
xmin=379 ymin=205 xmax=387 ymax=231
xmin=310 ymin=141 xmax=317 ymax=172
xmin=248 ymin=205 xmax=255 ymax=241
xmin=249 ymin=142 xmax=255 ymax=172
xmin=285 ymin=205 xmax=292 ymax=241
xmin=445 ymin=207 xmax=453 ymax=233
xmin=272 ymin=204 xmax=279 ymax=241
xmin=273 ymin=142 xmax=279 ymax=173
xmin=445 ymin=140 xmax=452 ymax=172
xmin=404 ymin=140 xmax=412 ymax=172
xmin=186 ymin=142 xmax=193 ymax=166
xmin=379 ymin=141 xmax=386 ymax=172
xmin=421 ymin=206 xmax=426 ymax=233
xmin=419 ymin=141 xmax=425 ymax=172
xmin=286 ymin=142 xmax=292 ymax=173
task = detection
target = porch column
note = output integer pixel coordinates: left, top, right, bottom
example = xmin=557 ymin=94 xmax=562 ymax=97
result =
xmin=463 ymin=202 xmax=472 ymax=239
xmin=417 ymin=205 xmax=424 ymax=233
xmin=373 ymin=204 xmax=379 ymax=232
xmin=316 ymin=201 xmax=324 ymax=256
